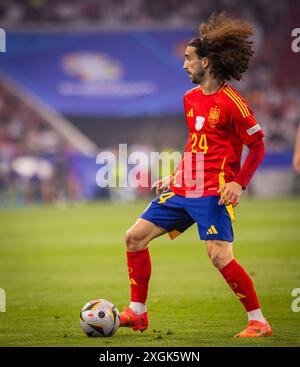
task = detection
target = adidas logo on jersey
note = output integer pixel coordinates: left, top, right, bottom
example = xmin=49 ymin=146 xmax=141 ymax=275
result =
xmin=187 ymin=108 xmax=194 ymax=117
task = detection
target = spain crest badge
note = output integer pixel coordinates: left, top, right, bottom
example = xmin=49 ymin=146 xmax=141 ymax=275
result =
xmin=208 ymin=107 xmax=221 ymax=127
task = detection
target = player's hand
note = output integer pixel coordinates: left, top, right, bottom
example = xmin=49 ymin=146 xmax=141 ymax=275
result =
xmin=152 ymin=175 xmax=174 ymax=195
xmin=217 ymin=182 xmax=243 ymax=207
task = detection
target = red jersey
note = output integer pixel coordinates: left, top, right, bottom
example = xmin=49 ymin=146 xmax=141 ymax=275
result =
xmin=170 ymin=83 xmax=264 ymax=197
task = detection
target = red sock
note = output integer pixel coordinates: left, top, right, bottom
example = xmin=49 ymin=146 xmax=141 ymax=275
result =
xmin=126 ymin=248 xmax=151 ymax=304
xmin=220 ymin=259 xmax=260 ymax=312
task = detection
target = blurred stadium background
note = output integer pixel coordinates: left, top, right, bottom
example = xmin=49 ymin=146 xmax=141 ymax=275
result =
xmin=0 ymin=0 xmax=300 ymax=348
xmin=0 ymin=0 xmax=299 ymax=206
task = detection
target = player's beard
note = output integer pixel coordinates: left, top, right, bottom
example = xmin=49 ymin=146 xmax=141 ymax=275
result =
xmin=189 ymin=67 xmax=205 ymax=84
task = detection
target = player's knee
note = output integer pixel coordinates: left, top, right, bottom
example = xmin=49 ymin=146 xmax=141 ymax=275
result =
xmin=125 ymin=229 xmax=147 ymax=252
xmin=206 ymin=240 xmax=233 ymax=269
xmin=208 ymin=250 xmax=230 ymax=270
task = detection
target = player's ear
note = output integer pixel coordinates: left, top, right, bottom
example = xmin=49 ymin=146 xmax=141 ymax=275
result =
xmin=201 ymin=57 xmax=209 ymax=69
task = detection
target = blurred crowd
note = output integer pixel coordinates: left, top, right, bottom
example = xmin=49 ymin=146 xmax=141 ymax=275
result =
xmin=242 ymin=86 xmax=299 ymax=152
xmin=0 ymin=86 xmax=82 ymax=205
xmin=0 ymin=81 xmax=298 ymax=205
xmin=0 ymin=0 xmax=291 ymax=30
xmin=0 ymin=0 xmax=299 ymax=204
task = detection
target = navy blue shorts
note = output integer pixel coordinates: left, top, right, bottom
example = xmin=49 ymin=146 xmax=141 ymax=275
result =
xmin=140 ymin=190 xmax=234 ymax=242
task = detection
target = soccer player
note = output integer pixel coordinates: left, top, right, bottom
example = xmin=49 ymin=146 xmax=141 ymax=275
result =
xmin=120 ymin=13 xmax=272 ymax=338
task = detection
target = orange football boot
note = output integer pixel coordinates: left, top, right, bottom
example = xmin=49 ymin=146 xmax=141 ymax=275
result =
xmin=120 ymin=307 xmax=148 ymax=332
xmin=234 ymin=319 xmax=272 ymax=338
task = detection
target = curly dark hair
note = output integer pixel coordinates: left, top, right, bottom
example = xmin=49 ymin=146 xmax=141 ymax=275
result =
xmin=188 ymin=12 xmax=254 ymax=81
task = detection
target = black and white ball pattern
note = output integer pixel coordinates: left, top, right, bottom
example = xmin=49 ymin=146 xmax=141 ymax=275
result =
xmin=80 ymin=299 xmax=120 ymax=337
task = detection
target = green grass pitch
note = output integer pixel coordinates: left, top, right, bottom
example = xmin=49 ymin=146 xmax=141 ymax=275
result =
xmin=0 ymin=197 xmax=300 ymax=347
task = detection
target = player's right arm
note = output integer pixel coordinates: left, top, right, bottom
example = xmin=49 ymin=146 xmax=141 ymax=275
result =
xmin=152 ymin=175 xmax=175 ymax=195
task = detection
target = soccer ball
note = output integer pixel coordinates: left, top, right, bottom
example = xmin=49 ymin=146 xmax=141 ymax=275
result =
xmin=80 ymin=299 xmax=120 ymax=337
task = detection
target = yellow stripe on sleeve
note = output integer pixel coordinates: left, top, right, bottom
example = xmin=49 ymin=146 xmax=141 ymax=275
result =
xmin=223 ymin=87 xmax=250 ymax=118
xmin=225 ymin=86 xmax=250 ymax=115
xmin=226 ymin=86 xmax=250 ymax=116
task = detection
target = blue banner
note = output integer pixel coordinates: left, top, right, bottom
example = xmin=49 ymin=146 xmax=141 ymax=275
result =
xmin=0 ymin=30 xmax=194 ymax=117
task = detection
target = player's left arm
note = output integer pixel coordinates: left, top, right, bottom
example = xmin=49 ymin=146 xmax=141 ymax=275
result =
xmin=218 ymin=138 xmax=265 ymax=206
xmin=218 ymin=103 xmax=265 ymax=207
